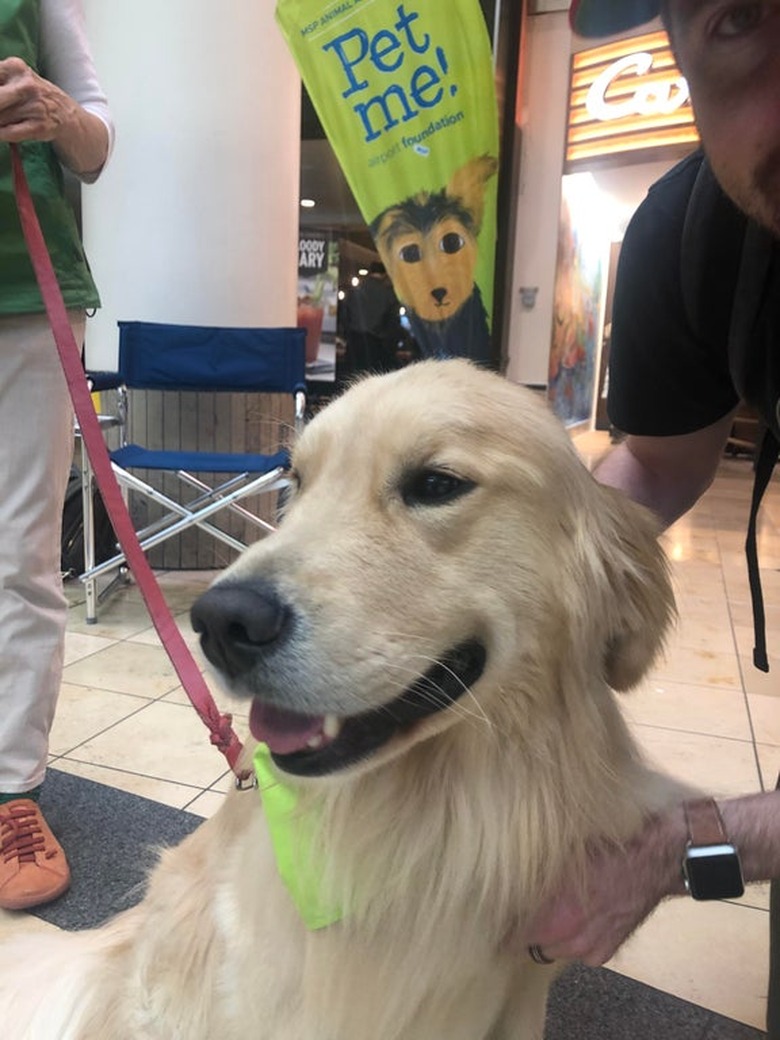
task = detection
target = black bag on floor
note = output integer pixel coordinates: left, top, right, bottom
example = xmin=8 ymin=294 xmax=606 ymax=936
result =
xmin=61 ymin=464 xmax=118 ymax=578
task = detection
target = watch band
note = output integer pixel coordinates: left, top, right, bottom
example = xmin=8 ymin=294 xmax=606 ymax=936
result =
xmin=682 ymin=797 xmax=744 ymax=901
xmin=683 ymin=797 xmax=729 ymax=847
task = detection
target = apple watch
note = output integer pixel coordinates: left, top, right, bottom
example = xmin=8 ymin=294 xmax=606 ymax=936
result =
xmin=682 ymin=798 xmax=744 ymax=901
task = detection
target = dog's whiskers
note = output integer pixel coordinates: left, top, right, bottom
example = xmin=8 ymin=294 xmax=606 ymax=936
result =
xmin=379 ymin=657 xmax=493 ymax=730
xmin=431 ymin=666 xmax=493 ymax=730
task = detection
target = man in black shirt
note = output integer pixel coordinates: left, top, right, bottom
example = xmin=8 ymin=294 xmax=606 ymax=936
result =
xmin=604 ymin=148 xmax=780 ymax=520
xmin=608 ymin=152 xmax=743 ymax=439
xmin=527 ymin=4 xmax=780 ymax=1035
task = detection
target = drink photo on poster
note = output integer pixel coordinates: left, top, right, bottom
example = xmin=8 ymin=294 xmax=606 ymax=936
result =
xmin=297 ymin=231 xmax=340 ymax=383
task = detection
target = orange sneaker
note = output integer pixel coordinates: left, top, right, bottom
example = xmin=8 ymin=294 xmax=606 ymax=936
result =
xmin=0 ymin=799 xmax=71 ymax=910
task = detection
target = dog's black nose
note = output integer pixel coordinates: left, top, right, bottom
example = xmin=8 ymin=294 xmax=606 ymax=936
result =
xmin=431 ymin=287 xmax=448 ymax=304
xmin=190 ymin=581 xmax=290 ymax=679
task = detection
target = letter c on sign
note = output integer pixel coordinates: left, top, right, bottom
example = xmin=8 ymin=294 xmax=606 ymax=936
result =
xmin=586 ymin=52 xmax=690 ymax=122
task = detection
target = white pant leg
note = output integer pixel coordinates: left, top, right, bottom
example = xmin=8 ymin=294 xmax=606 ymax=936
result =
xmin=0 ymin=312 xmax=80 ymax=793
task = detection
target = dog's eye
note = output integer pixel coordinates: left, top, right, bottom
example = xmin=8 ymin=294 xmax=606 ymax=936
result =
xmin=439 ymin=232 xmax=465 ymax=255
xmin=399 ymin=243 xmax=422 ymax=263
xmin=401 ymin=469 xmax=475 ymax=507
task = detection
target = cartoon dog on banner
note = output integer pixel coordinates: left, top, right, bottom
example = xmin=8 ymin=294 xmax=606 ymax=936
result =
xmin=370 ymin=154 xmax=498 ymax=365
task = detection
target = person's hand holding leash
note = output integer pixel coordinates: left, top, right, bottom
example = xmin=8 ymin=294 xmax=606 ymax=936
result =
xmin=0 ymin=56 xmax=107 ymax=175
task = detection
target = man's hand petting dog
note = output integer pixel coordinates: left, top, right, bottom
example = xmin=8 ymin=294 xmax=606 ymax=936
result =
xmin=524 ymin=808 xmax=688 ymax=966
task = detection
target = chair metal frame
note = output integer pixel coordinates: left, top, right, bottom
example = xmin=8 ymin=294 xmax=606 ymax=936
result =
xmin=80 ymin=321 xmax=306 ymax=622
xmin=75 ymin=398 xmax=127 ymax=620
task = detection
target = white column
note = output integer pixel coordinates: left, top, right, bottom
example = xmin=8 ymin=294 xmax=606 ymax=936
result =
xmin=506 ymin=11 xmax=571 ymax=387
xmin=81 ymin=1 xmax=301 ymax=369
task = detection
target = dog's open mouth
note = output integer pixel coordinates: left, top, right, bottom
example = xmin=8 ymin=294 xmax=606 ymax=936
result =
xmin=251 ymin=640 xmax=486 ymax=776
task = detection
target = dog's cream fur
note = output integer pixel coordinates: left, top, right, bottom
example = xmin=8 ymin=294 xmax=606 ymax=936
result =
xmin=0 ymin=360 xmax=687 ymax=1039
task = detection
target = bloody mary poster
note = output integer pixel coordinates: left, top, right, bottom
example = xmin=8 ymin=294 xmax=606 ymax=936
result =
xmin=277 ymin=0 xmax=499 ymax=364
xmin=298 ymin=230 xmax=340 ymax=382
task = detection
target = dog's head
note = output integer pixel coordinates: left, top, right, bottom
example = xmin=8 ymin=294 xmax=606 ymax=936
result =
xmin=191 ymin=361 xmax=674 ymax=779
xmin=370 ymin=154 xmax=497 ymax=324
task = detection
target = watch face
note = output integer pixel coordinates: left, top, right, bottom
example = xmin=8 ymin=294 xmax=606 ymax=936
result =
xmin=684 ymin=845 xmax=745 ymax=900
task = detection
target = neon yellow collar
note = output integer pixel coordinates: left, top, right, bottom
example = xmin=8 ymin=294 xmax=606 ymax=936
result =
xmin=253 ymin=743 xmax=343 ymax=930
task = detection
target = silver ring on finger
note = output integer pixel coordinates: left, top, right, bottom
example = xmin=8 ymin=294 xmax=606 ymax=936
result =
xmin=528 ymin=944 xmax=556 ymax=965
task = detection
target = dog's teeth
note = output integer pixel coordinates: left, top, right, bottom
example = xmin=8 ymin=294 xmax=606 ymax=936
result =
xmin=323 ymin=714 xmax=341 ymax=740
xmin=306 ymin=717 xmax=340 ymax=750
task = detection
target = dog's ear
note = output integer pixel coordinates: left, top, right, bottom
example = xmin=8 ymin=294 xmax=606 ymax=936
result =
xmin=593 ymin=486 xmax=676 ymax=691
xmin=446 ymin=154 xmax=498 ymax=234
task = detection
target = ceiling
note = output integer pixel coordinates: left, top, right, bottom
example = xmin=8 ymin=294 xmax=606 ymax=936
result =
xmin=299 ymin=139 xmax=364 ymax=230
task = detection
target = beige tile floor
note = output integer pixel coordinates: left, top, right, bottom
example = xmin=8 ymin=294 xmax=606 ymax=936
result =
xmin=1 ymin=431 xmax=777 ymax=1031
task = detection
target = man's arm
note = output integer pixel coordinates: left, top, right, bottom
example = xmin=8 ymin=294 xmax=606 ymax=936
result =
xmin=594 ymin=410 xmax=737 ymax=529
xmin=525 ymin=410 xmax=776 ymax=967
xmin=526 ymin=789 xmax=780 ymax=966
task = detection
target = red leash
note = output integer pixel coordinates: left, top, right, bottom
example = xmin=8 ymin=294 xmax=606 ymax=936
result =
xmin=11 ymin=143 xmax=250 ymax=783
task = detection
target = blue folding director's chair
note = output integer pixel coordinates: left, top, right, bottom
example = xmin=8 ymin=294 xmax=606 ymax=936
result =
xmin=80 ymin=320 xmax=307 ymax=622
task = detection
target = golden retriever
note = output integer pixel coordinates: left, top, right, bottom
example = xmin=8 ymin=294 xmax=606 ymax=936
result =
xmin=0 ymin=360 xmax=686 ymax=1039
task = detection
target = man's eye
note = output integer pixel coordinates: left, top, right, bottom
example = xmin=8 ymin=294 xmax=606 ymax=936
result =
xmin=711 ymin=2 xmax=765 ymax=38
xmin=401 ymin=469 xmax=475 ymax=507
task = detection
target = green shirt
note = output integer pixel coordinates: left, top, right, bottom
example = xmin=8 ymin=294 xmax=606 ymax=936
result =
xmin=0 ymin=0 xmax=100 ymax=315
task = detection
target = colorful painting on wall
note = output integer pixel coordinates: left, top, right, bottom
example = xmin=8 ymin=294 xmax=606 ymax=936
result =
xmin=548 ymin=173 xmax=608 ymax=427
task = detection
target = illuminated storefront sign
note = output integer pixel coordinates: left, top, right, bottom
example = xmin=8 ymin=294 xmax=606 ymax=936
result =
xmin=566 ymin=32 xmax=699 ymax=167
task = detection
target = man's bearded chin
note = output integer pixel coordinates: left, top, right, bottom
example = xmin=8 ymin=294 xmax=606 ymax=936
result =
xmin=709 ymin=143 xmax=780 ymax=240
xmin=752 ymin=148 xmax=780 ymax=240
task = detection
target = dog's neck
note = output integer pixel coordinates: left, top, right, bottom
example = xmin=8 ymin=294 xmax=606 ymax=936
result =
xmin=292 ymin=692 xmax=652 ymax=943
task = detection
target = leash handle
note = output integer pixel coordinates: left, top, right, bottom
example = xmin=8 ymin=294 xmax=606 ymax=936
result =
xmin=10 ymin=143 xmax=249 ymax=780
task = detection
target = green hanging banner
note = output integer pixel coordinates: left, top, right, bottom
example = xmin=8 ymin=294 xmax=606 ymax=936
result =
xmin=276 ymin=0 xmax=500 ymax=364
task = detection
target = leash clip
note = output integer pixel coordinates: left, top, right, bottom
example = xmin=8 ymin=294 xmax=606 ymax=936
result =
xmin=235 ymin=771 xmax=258 ymax=792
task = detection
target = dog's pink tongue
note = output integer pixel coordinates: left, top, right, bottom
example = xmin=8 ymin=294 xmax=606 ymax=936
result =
xmin=249 ymin=701 xmax=325 ymax=755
